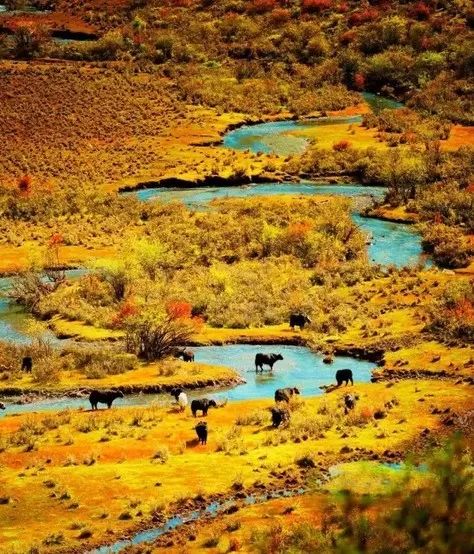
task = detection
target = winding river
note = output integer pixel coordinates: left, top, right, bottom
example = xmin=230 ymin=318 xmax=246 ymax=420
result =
xmin=0 ymin=92 xmax=424 ymax=418
xmin=0 ymin=48 xmax=435 ymax=553
xmin=0 ymin=344 xmax=375 ymax=417
xmin=223 ymin=93 xmax=403 ymax=155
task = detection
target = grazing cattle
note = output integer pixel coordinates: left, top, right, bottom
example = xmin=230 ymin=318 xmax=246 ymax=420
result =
xmin=21 ymin=356 xmax=32 ymax=373
xmin=275 ymin=387 xmax=300 ymax=403
xmin=344 ymin=394 xmax=357 ymax=415
xmin=191 ymin=398 xmax=217 ymax=417
xmin=289 ymin=314 xmax=311 ymax=330
xmin=195 ymin=421 xmax=208 ymax=445
xmin=0 ymin=402 xmax=5 ymax=410
xmin=175 ymin=349 xmax=195 ymax=362
xmin=336 ymin=369 xmax=353 ymax=387
xmin=177 ymin=392 xmax=188 ymax=412
xmin=271 ymin=407 xmax=290 ymax=428
xmin=89 ymin=389 xmax=124 ymax=410
xmin=255 ymin=353 xmax=283 ymax=373
xmin=170 ymin=388 xmax=184 ymax=402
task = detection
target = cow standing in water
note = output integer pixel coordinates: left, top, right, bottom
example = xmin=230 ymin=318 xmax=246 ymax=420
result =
xmin=255 ymin=353 xmax=283 ymax=373
xmin=175 ymin=349 xmax=195 ymax=362
xmin=336 ymin=369 xmax=354 ymax=386
xmin=89 ymin=390 xmax=124 ymax=410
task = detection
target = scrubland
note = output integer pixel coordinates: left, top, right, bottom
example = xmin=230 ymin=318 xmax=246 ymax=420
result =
xmin=0 ymin=1 xmax=473 ymax=552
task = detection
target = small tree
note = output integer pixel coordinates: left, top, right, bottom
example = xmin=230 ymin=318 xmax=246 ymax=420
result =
xmin=12 ymin=23 xmax=46 ymax=59
xmin=125 ymin=311 xmax=195 ymax=361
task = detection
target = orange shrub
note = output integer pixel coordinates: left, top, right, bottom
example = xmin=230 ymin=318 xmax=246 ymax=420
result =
xmin=410 ymin=2 xmax=431 ymax=21
xmin=451 ymin=299 xmax=474 ymax=322
xmin=353 ymin=72 xmax=365 ymax=90
xmin=166 ymin=300 xmax=192 ymax=320
xmin=333 ymin=140 xmax=352 ymax=151
xmin=286 ymin=221 xmax=313 ymax=240
xmin=17 ymin=174 xmax=32 ymax=196
xmin=302 ymin=0 xmax=332 ymax=13
xmin=360 ymin=406 xmax=374 ymax=421
xmin=112 ymin=299 xmax=139 ymax=327
xmin=270 ymin=7 xmax=291 ymax=24
xmin=49 ymin=232 xmax=63 ymax=247
xmin=247 ymin=0 xmax=278 ymax=14
xmin=340 ymin=30 xmax=356 ymax=45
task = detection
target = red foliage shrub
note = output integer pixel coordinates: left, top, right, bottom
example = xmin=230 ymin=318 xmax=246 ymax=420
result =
xmin=337 ymin=2 xmax=349 ymax=13
xmin=17 ymin=174 xmax=32 ymax=196
xmin=466 ymin=183 xmax=474 ymax=193
xmin=247 ymin=0 xmax=278 ymax=14
xmin=168 ymin=0 xmax=193 ymax=7
xmin=49 ymin=232 xmax=63 ymax=247
xmin=353 ymin=72 xmax=365 ymax=90
xmin=301 ymin=0 xmax=332 ymax=14
xmin=286 ymin=221 xmax=313 ymax=240
xmin=410 ymin=2 xmax=431 ymax=21
xmin=111 ymin=299 xmax=139 ymax=327
xmin=419 ymin=36 xmax=431 ymax=50
xmin=340 ymin=30 xmax=356 ymax=44
xmin=349 ymin=8 xmax=379 ymax=26
xmin=451 ymin=298 xmax=474 ymax=322
xmin=270 ymin=7 xmax=291 ymax=24
xmin=333 ymin=140 xmax=352 ymax=151
xmin=166 ymin=300 xmax=192 ymax=320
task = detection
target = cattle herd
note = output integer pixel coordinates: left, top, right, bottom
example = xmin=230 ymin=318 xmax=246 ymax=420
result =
xmin=2 ymin=345 xmax=357 ymax=446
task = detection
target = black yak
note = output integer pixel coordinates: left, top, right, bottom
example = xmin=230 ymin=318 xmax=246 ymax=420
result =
xmin=289 ymin=314 xmax=311 ymax=330
xmin=21 ymin=356 xmax=32 ymax=373
xmin=191 ymin=398 xmax=217 ymax=417
xmin=175 ymin=349 xmax=195 ymax=362
xmin=195 ymin=421 xmax=208 ymax=445
xmin=336 ymin=369 xmax=353 ymax=386
xmin=271 ymin=407 xmax=290 ymax=428
xmin=89 ymin=390 xmax=124 ymax=410
xmin=344 ymin=393 xmax=357 ymax=415
xmin=255 ymin=353 xmax=283 ymax=373
xmin=275 ymin=387 xmax=300 ymax=403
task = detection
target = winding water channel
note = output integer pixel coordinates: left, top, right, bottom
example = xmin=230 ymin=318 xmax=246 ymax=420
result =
xmin=0 ymin=94 xmax=433 ymax=552
xmin=0 ymin=93 xmax=425 ymax=415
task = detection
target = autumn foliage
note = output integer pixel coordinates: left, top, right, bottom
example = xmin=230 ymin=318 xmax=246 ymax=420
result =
xmin=302 ymin=0 xmax=333 ymax=13
xmin=112 ymin=298 xmax=139 ymax=327
xmin=332 ymin=140 xmax=352 ymax=151
xmin=17 ymin=174 xmax=32 ymax=196
xmin=166 ymin=300 xmax=192 ymax=320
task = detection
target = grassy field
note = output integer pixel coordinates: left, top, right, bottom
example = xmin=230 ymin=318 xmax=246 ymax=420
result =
xmin=0 ymin=379 xmax=471 ymax=553
xmin=0 ymin=62 xmax=280 ymax=192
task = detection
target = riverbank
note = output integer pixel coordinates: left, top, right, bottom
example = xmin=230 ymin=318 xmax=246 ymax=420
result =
xmin=0 ymin=362 xmax=243 ymax=400
xmin=0 ymin=380 xmax=471 ymax=553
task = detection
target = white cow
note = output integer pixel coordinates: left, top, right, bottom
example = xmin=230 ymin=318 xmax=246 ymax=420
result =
xmin=177 ymin=392 xmax=188 ymax=412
